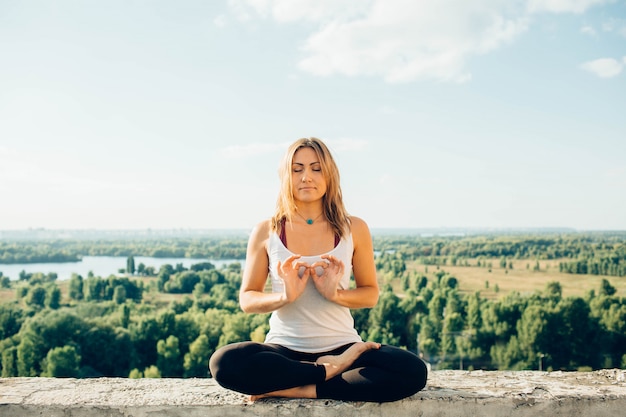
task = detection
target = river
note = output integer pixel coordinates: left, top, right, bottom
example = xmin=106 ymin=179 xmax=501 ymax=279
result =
xmin=0 ymin=256 xmax=243 ymax=281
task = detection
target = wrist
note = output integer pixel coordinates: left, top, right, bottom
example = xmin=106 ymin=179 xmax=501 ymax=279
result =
xmin=330 ymin=289 xmax=343 ymax=304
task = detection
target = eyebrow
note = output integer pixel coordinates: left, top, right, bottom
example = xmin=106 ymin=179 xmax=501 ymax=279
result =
xmin=292 ymin=161 xmax=321 ymax=166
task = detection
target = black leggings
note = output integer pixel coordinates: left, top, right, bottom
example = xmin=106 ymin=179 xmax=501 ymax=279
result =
xmin=209 ymin=341 xmax=428 ymax=402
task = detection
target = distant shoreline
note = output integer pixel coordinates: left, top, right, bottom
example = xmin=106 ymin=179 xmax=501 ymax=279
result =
xmin=2 ymin=227 xmax=625 ymax=240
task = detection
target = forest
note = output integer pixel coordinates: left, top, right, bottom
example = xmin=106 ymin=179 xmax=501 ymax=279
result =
xmin=0 ymin=231 xmax=625 ymax=378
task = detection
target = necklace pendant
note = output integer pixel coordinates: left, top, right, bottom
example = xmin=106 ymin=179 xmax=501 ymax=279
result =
xmin=306 ymin=219 xmax=314 ymax=225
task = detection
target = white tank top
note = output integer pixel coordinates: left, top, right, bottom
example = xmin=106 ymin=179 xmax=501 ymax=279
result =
xmin=263 ymin=231 xmax=362 ymax=352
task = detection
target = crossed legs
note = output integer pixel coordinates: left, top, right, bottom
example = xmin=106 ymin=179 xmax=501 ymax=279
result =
xmin=209 ymin=341 xmax=427 ymax=402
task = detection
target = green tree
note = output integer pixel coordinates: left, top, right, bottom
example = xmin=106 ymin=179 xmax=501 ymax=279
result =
xmin=417 ymin=315 xmax=439 ymax=360
xmin=516 ymin=304 xmax=551 ymax=368
xmin=25 ymin=285 xmax=47 ymax=308
xmin=218 ymin=312 xmax=253 ymax=347
xmin=554 ymin=297 xmax=600 ymax=369
xmin=120 ymin=304 xmax=131 ymax=328
xmin=183 ymin=334 xmax=210 ymax=377
xmin=46 ymin=285 xmax=62 ymax=309
xmin=366 ymin=287 xmax=405 ymax=345
xmin=491 ymin=335 xmax=524 ymax=370
xmin=599 ymin=279 xmax=617 ymax=296
xmin=0 ymin=303 xmax=23 ymax=340
xmin=1 ymin=345 xmax=18 ymax=377
xmin=113 ymin=285 xmax=127 ymax=305
xmin=69 ymin=274 xmax=84 ymax=301
xmin=440 ymin=291 xmax=465 ymax=361
xmin=127 ymin=256 xmax=136 ymax=275
xmin=544 ymin=281 xmax=562 ymax=303
xmin=143 ymin=365 xmax=161 ymax=378
xmin=0 ymin=274 xmax=10 ymax=288
xmin=466 ymin=292 xmax=482 ymax=331
xmin=15 ymin=310 xmax=88 ymax=376
xmin=17 ymin=336 xmax=38 ymax=376
xmin=157 ymin=335 xmax=182 ymax=377
xmin=200 ymin=308 xmax=228 ymax=353
xmin=43 ymin=345 xmax=81 ymax=377
xmin=81 ymin=325 xmax=133 ymax=377
xmin=130 ymin=316 xmax=162 ymax=371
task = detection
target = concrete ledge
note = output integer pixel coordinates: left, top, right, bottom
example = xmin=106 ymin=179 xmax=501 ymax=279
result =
xmin=1 ymin=370 xmax=625 ymax=417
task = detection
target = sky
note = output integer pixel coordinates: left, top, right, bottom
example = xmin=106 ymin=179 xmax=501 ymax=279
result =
xmin=1 ymin=0 xmax=625 ymax=232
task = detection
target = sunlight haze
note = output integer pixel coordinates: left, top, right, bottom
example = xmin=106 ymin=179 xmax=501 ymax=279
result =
xmin=1 ymin=0 xmax=624 ymax=231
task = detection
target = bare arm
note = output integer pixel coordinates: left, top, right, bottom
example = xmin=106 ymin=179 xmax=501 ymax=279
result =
xmin=312 ymin=217 xmax=379 ymax=309
xmin=239 ymin=220 xmax=310 ymax=314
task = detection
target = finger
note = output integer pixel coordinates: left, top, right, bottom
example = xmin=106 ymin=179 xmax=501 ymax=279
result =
xmin=321 ymin=255 xmax=342 ymax=266
xmin=285 ymin=254 xmax=302 ymax=266
xmin=296 ymin=263 xmax=310 ymax=278
xmin=306 ymin=261 xmax=324 ymax=277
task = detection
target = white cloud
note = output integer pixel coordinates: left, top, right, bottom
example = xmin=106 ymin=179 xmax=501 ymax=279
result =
xmin=229 ymin=0 xmax=371 ymax=23
xmin=296 ymin=1 xmax=531 ymax=83
xmin=601 ymin=18 xmax=626 ymax=36
xmin=229 ymin=0 xmax=611 ymax=83
xmin=580 ymin=57 xmax=624 ymax=78
xmin=527 ymin=0 xmax=609 ymax=14
xmin=580 ymin=25 xmax=596 ymax=36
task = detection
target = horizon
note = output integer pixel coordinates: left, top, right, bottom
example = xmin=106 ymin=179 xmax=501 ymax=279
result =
xmin=1 ymin=1 xmax=624 ymax=231
xmin=2 ymin=225 xmax=625 ymax=238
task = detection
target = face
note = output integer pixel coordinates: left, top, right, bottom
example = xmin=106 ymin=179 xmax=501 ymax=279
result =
xmin=291 ymin=146 xmax=327 ymax=203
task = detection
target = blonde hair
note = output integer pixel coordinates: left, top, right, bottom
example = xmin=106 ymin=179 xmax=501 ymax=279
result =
xmin=271 ymin=137 xmax=350 ymax=239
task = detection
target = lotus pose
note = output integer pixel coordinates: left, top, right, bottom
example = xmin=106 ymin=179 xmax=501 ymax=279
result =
xmin=209 ymin=137 xmax=427 ymax=402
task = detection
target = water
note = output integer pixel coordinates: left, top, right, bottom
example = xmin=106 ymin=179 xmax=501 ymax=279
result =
xmin=0 ymin=256 xmax=243 ymax=281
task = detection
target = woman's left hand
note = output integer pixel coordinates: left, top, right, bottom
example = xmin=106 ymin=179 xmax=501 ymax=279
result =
xmin=310 ymin=254 xmax=344 ymax=303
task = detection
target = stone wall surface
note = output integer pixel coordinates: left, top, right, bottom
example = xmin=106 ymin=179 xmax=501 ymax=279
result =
xmin=1 ymin=370 xmax=625 ymax=417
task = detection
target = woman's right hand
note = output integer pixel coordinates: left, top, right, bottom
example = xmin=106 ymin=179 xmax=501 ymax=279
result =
xmin=277 ymin=254 xmax=310 ymax=304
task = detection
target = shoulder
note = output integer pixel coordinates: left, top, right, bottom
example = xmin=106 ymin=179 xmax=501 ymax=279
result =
xmin=248 ymin=219 xmax=273 ymax=248
xmin=348 ymin=216 xmax=372 ymax=246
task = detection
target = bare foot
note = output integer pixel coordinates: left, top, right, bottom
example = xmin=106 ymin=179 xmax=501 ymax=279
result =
xmin=250 ymin=385 xmax=316 ymax=401
xmin=316 ymin=341 xmax=381 ymax=381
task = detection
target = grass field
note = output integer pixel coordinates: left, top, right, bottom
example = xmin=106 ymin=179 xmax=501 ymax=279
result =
xmin=405 ymin=258 xmax=626 ymax=300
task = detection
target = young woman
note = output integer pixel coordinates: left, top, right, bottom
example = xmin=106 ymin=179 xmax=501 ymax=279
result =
xmin=209 ymin=137 xmax=427 ymax=402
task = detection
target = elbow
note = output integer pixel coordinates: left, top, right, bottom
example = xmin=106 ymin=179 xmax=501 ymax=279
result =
xmin=239 ymin=291 xmax=264 ymax=314
xmin=239 ymin=291 xmax=253 ymax=313
xmin=363 ymin=288 xmax=379 ymax=308
xmin=371 ymin=288 xmax=380 ymax=307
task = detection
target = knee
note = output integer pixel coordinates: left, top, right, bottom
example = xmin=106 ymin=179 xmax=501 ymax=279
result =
xmin=208 ymin=346 xmax=224 ymax=380
xmin=208 ymin=344 xmax=237 ymax=383
xmin=407 ymin=356 xmax=428 ymax=394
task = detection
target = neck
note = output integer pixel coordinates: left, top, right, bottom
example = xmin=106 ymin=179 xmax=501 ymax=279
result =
xmin=294 ymin=206 xmax=324 ymax=225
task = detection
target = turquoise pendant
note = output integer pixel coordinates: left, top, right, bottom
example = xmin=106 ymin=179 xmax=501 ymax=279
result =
xmin=306 ymin=219 xmax=314 ymax=225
